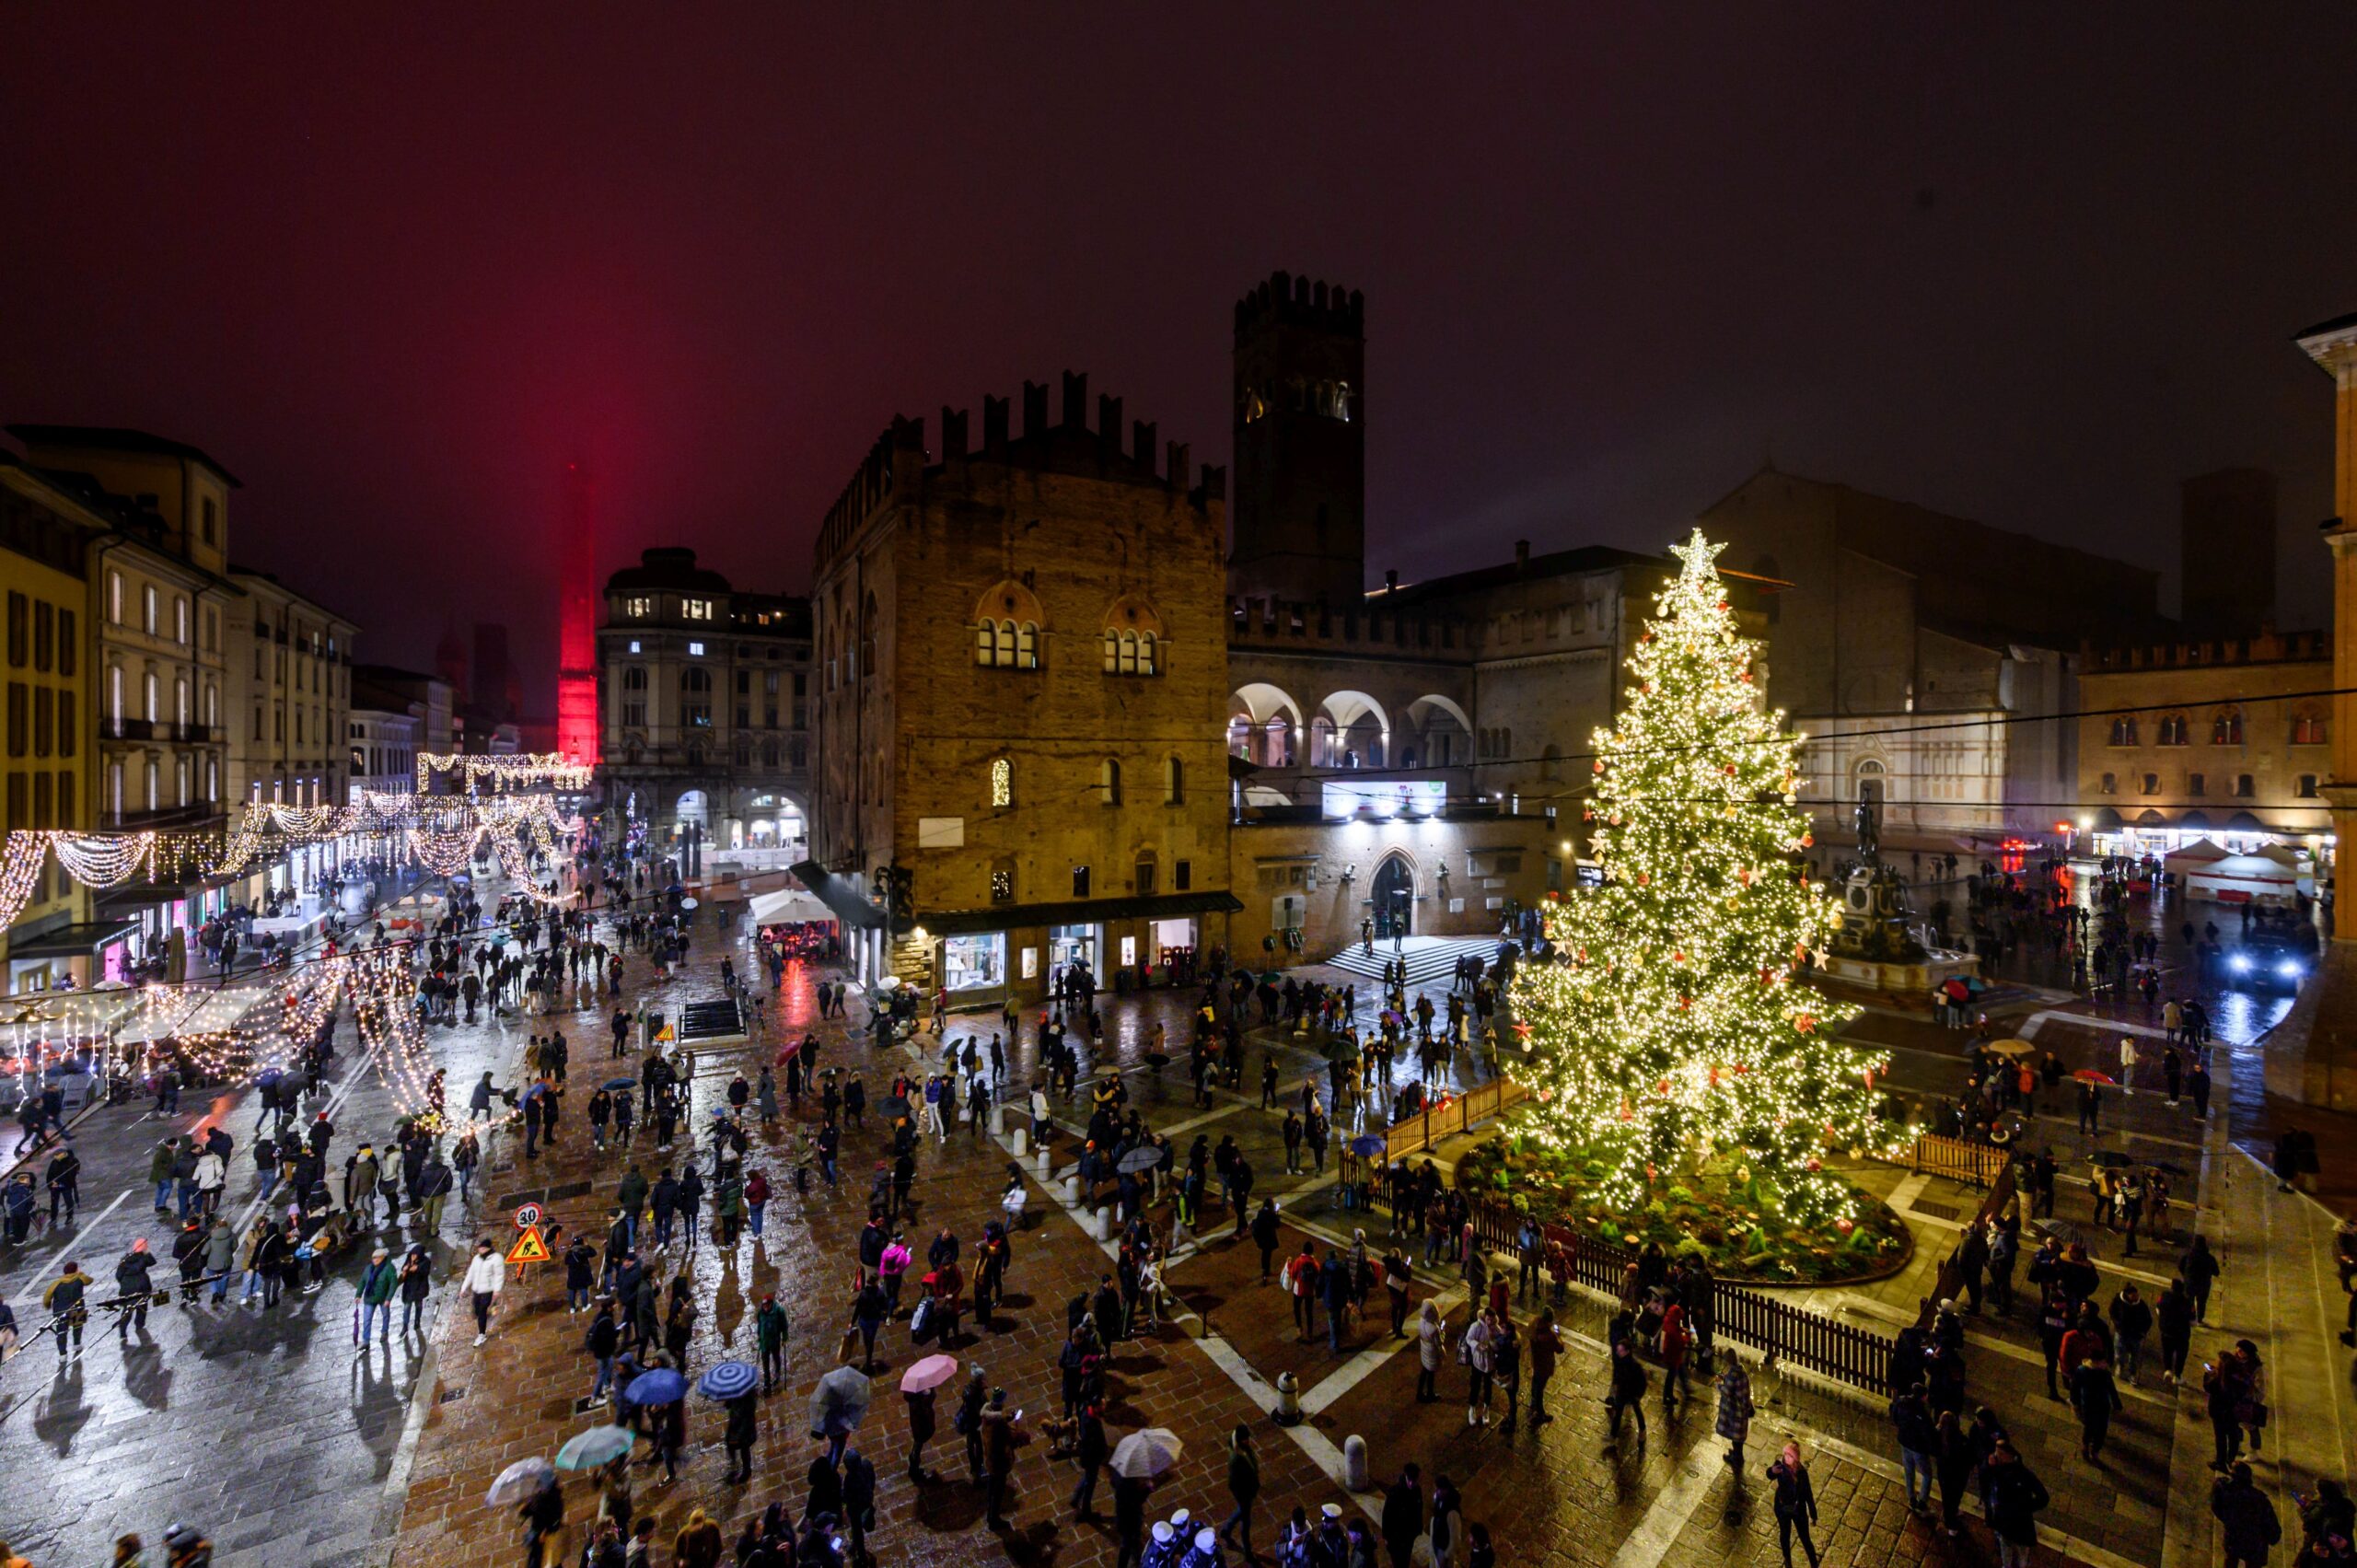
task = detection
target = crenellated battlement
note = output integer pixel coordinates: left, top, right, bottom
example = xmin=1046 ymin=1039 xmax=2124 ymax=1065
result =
xmin=1234 ymin=270 xmax=1364 ymax=339
xmin=816 ymin=377 xmax=1224 ymax=570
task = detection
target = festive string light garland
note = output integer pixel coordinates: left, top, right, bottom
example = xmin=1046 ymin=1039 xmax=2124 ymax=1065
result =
xmin=414 ymin=751 xmax=594 ymax=792
xmin=1509 ymin=528 xmax=1912 ymax=1227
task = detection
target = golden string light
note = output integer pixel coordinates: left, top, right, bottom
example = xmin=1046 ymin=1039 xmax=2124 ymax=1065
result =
xmin=1510 ymin=529 xmax=1913 ymax=1227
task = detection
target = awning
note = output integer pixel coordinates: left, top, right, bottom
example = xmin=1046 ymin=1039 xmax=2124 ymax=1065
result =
xmin=2226 ymin=812 xmax=2268 ymax=833
xmin=2091 ymin=807 xmax=2124 ymax=831
xmin=6 ymin=920 xmax=139 ymax=958
xmin=748 ymin=888 xmax=835 ymax=925
xmin=922 ymin=889 xmax=1244 ymax=938
xmin=789 ymin=861 xmax=888 ymax=930
xmin=2134 ymin=809 xmax=2169 ymax=827
xmin=2177 ymin=810 xmax=2212 ymax=830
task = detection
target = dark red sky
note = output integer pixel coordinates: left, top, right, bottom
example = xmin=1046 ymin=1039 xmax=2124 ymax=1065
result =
xmin=6 ymin=6 xmax=2355 ymax=704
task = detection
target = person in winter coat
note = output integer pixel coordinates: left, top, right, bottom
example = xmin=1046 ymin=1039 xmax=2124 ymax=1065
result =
xmin=722 ymin=1390 xmax=759 ymax=1483
xmin=2073 ymin=1350 xmax=2124 ymax=1461
xmin=1605 ymin=1337 xmax=1648 ymax=1445
xmin=1713 ymin=1359 xmax=1755 ymax=1467
xmin=1527 ymin=1307 xmax=1564 ymax=1425
xmin=463 ymin=1237 xmax=505 ymax=1345
xmin=2159 ymin=1279 xmax=2197 ymax=1384
xmin=1072 ymin=1402 xmax=1110 ymax=1520
xmin=1933 ymin=1410 xmax=1976 ymax=1538
xmin=114 ymin=1239 xmax=158 ymax=1339
xmin=1766 ymin=1441 xmax=1822 ymax=1568
xmin=1249 ymin=1201 xmax=1282 ymax=1281
xmin=203 ymin=1214 xmax=238 ymax=1304
xmin=2215 ymin=1462 xmax=2282 ymax=1568
xmin=1404 ymin=1292 xmax=1442 ymax=1405
xmin=357 ymin=1246 xmax=401 ymax=1344
xmin=1983 ymin=1442 xmax=2050 ymax=1568
xmin=756 ymin=1293 xmax=790 ymax=1392
xmin=1219 ymin=1425 xmax=1262 ymax=1562
xmin=904 ymin=1381 xmax=939 ymax=1484
xmin=1380 ymin=1465 xmax=1423 ymax=1568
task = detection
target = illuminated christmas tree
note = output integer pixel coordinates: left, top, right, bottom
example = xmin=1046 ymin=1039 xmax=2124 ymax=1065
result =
xmin=1510 ymin=529 xmax=1902 ymax=1225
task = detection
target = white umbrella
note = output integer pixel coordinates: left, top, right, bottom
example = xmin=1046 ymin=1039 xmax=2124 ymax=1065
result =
xmin=485 ymin=1456 xmax=556 ymax=1506
xmin=1109 ymin=1427 xmax=1184 ymax=1479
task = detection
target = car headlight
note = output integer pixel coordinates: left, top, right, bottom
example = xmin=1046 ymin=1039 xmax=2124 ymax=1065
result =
xmin=2229 ymin=954 xmax=2252 ymax=973
xmin=2279 ymin=960 xmax=2303 ymax=980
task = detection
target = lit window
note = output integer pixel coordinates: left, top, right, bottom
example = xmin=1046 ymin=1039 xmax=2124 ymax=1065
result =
xmin=688 ymin=642 xmax=704 ymax=656
xmin=628 ymin=640 xmax=642 ymax=655
xmin=990 ymin=757 xmax=1013 ymax=807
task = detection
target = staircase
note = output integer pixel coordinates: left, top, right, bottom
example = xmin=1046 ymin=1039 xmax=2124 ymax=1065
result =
xmin=1321 ymin=935 xmax=1502 ymax=990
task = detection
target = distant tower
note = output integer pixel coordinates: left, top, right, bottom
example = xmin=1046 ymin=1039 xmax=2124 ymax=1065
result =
xmin=2179 ymin=468 xmax=2277 ymax=633
xmin=1227 ymin=271 xmax=1366 ymax=606
xmin=556 ymin=459 xmax=599 ymax=764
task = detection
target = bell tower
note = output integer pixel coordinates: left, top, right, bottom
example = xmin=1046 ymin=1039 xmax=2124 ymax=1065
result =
xmin=1227 ymin=271 xmax=1365 ymax=607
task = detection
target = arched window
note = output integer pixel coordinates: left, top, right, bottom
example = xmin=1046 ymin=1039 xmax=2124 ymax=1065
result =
xmin=2108 ymin=717 xmax=2139 ymax=747
xmin=680 ymin=667 xmax=712 ymax=727
xmin=858 ymin=593 xmax=877 ymax=681
xmin=989 ymin=757 xmax=1013 ymax=807
xmin=2293 ymin=712 xmax=2328 ymax=746
xmin=1165 ymin=756 xmax=1184 ymax=805
xmin=1098 ymin=758 xmax=1122 ymax=807
xmin=2157 ymin=714 xmax=2189 ymax=746
xmin=977 ymin=621 xmax=999 ymax=666
xmin=144 ymin=670 xmax=159 ymax=722
xmin=622 ymin=666 xmax=648 ymax=691
xmin=2211 ymin=709 xmax=2245 ymax=746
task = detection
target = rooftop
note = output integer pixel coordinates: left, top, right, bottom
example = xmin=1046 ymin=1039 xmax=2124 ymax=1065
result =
xmin=6 ymin=424 xmax=243 ymax=487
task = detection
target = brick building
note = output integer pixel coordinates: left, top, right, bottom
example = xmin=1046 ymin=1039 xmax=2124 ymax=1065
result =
xmin=806 ymin=377 xmax=1238 ymax=1002
xmin=2075 ymin=630 xmax=2333 ymax=862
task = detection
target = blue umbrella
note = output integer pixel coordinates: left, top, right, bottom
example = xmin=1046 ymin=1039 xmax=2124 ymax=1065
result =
xmin=601 ymin=1076 xmax=636 ymax=1092
xmin=255 ymin=1067 xmax=284 ymax=1087
xmin=1348 ymin=1134 xmax=1387 ymax=1158
xmin=697 ymin=1360 xmax=759 ymax=1400
xmin=625 ymin=1368 xmax=687 ymax=1405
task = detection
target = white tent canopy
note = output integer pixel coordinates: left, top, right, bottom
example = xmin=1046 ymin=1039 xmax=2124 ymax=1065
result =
xmin=2185 ymin=853 xmax=2303 ymax=904
xmin=748 ymin=888 xmax=835 ymax=925
xmin=2163 ymin=838 xmax=2232 ymax=874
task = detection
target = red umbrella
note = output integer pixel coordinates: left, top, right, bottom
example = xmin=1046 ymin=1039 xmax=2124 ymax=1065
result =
xmin=2070 ymin=1069 xmax=2115 ymax=1085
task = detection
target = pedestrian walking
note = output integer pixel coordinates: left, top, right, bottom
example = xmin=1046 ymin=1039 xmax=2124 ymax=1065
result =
xmin=1984 ymin=1442 xmax=2050 ymax=1568
xmin=1767 ymin=1441 xmax=1822 ymax=1568
xmin=2213 ymin=1461 xmax=2282 ymax=1568
xmin=464 ymin=1237 xmax=505 ymax=1345
xmin=1219 ymin=1424 xmax=1262 ymax=1562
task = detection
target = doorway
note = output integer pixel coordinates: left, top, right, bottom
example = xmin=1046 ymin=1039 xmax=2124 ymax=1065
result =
xmin=1371 ymin=853 xmax=1415 ymax=939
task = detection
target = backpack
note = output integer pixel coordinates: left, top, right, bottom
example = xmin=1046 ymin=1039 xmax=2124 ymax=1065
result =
xmin=910 ymin=1297 xmax=936 ymax=1343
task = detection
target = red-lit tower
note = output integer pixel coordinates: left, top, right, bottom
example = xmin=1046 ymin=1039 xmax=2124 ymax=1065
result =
xmin=556 ymin=459 xmax=599 ymax=766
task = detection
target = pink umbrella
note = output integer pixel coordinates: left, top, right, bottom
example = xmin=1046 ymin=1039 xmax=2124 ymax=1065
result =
xmin=899 ymin=1353 xmax=958 ymax=1393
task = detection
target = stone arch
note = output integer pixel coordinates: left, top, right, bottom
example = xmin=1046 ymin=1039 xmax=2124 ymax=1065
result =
xmin=1318 ymin=690 xmax=1389 ymax=769
xmin=1228 ymin=681 xmax=1303 ymax=767
xmin=973 ymin=578 xmax=1044 ymax=669
xmin=1401 ymin=693 xmax=1472 ymax=769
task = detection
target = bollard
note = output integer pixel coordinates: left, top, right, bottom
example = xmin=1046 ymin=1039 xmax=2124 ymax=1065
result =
xmin=1008 ymin=1127 xmax=1028 ymax=1156
xmin=1035 ymin=1148 xmax=1053 ymax=1178
xmin=1272 ymin=1370 xmax=1302 ymax=1425
xmin=990 ymin=1104 xmax=1008 ymax=1136
xmin=1341 ymin=1434 xmax=1370 ymax=1490
xmin=1095 ymin=1204 xmax=1114 ymax=1240
xmin=1061 ymin=1174 xmax=1080 ymax=1204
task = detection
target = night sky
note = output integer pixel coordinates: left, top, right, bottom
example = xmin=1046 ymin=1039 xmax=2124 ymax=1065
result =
xmin=6 ymin=6 xmax=2356 ymax=706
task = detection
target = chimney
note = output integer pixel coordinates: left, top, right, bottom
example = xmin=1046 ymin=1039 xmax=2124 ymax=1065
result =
xmin=939 ymin=406 xmax=970 ymax=460
xmin=1385 ymin=568 xmax=1399 ymax=594
xmin=981 ymin=394 xmax=1009 ymax=451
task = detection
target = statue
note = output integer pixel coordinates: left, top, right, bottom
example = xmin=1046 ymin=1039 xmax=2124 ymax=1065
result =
xmin=1853 ymin=796 xmax=1879 ymax=864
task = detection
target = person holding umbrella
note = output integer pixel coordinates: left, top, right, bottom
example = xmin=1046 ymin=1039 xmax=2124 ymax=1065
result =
xmin=904 ymin=1378 xmax=941 ymax=1482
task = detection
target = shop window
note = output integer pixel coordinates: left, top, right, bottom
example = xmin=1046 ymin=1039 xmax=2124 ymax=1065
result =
xmin=943 ymin=933 xmax=1005 ymax=992
xmin=1120 ymin=935 xmax=1138 ymax=967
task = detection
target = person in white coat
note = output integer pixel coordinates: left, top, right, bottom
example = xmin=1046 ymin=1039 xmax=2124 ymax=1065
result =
xmin=2119 ymin=1037 xmax=2137 ymax=1097
xmin=463 ymin=1237 xmax=505 ymax=1345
